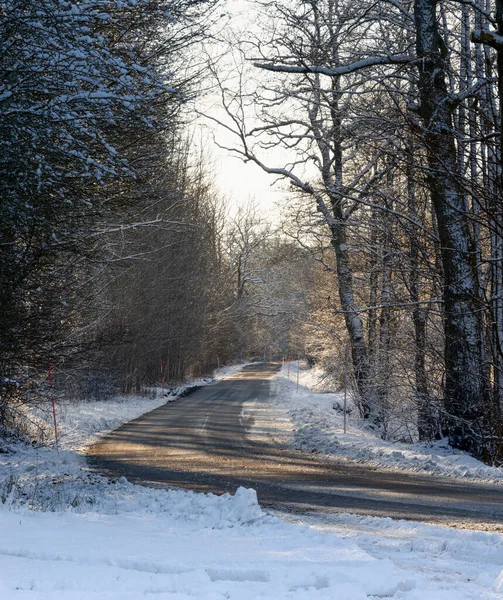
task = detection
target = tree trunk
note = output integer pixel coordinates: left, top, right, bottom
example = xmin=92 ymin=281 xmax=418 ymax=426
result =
xmin=329 ymin=212 xmax=372 ymax=419
xmin=305 ymin=13 xmax=373 ymax=420
xmin=471 ymin=0 xmax=503 ymax=419
xmin=414 ymin=0 xmax=491 ymax=455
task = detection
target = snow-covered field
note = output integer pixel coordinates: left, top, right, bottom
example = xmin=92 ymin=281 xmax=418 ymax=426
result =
xmin=249 ymin=361 xmax=503 ymax=484
xmin=1 ymin=363 xmax=503 ymax=599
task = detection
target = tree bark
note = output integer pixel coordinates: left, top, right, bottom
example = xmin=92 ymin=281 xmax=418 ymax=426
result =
xmin=414 ymin=0 xmax=490 ymax=454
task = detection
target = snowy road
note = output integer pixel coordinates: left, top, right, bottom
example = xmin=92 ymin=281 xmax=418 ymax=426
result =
xmin=88 ymin=363 xmax=503 ymax=529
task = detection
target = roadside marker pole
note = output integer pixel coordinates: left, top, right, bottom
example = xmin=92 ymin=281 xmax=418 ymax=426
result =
xmin=160 ymin=358 xmax=165 ymax=398
xmin=48 ymin=362 xmax=58 ymax=444
xmin=217 ymin=356 xmax=220 ymax=375
xmin=344 ymin=341 xmax=349 ymax=434
xmin=296 ymin=355 xmax=300 ymax=393
xmin=287 ymin=358 xmax=290 ymax=380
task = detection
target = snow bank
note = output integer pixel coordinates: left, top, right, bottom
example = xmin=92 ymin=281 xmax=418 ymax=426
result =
xmin=254 ymin=361 xmax=503 ymax=484
xmin=36 ymin=394 xmax=168 ymax=451
xmin=1 ymin=476 xmax=502 ymax=599
xmin=0 ymin=439 xmax=264 ymax=527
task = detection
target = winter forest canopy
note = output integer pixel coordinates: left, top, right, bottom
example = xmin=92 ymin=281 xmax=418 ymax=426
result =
xmin=1 ymin=0 xmax=503 ymax=464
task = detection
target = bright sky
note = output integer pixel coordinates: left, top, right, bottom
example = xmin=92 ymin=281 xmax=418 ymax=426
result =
xmin=191 ymin=0 xmax=292 ymax=223
xmin=193 ymin=122 xmax=289 ymax=222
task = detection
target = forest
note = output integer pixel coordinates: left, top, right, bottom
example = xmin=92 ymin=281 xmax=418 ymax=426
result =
xmin=1 ymin=0 xmax=503 ymax=465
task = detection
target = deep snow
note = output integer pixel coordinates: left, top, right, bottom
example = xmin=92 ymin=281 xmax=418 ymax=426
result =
xmin=1 ymin=363 xmax=502 ymax=599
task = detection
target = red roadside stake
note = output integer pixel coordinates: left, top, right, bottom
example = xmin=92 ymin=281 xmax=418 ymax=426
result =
xmin=160 ymin=358 xmax=165 ymax=398
xmin=48 ymin=362 xmax=58 ymax=444
xmin=296 ymin=355 xmax=300 ymax=393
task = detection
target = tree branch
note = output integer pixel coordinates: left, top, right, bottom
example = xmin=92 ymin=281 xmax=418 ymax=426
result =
xmin=253 ymin=55 xmax=413 ymax=77
xmin=471 ymin=29 xmax=503 ymax=50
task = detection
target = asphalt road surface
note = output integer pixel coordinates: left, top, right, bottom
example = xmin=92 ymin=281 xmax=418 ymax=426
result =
xmin=88 ymin=363 xmax=503 ymax=530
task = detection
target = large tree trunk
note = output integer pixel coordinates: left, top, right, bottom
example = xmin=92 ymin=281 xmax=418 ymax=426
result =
xmin=414 ymin=0 xmax=491 ymax=455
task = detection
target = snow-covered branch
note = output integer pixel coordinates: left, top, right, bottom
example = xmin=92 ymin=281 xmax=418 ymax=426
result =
xmin=253 ymin=55 xmax=412 ymax=77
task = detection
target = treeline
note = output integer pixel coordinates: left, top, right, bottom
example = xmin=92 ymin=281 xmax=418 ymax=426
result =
xmin=0 ymin=0 xmax=212 ymax=421
xmin=0 ymin=0 xmax=307 ymax=432
xmin=215 ymin=0 xmax=503 ymax=462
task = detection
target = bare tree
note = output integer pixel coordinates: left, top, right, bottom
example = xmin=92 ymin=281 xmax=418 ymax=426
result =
xmin=204 ymin=0 xmax=503 ymax=458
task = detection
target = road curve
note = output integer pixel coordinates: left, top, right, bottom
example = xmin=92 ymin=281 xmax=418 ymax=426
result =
xmin=88 ymin=363 xmax=503 ymax=529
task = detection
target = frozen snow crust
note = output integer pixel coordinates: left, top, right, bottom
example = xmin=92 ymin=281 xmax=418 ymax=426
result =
xmin=258 ymin=362 xmax=503 ymax=484
xmin=1 ymin=363 xmax=503 ymax=598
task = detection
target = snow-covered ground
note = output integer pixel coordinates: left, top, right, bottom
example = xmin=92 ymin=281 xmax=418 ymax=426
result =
xmin=1 ymin=487 xmax=503 ymax=599
xmin=1 ymin=362 xmax=503 ymax=599
xmin=249 ymin=361 xmax=503 ymax=484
